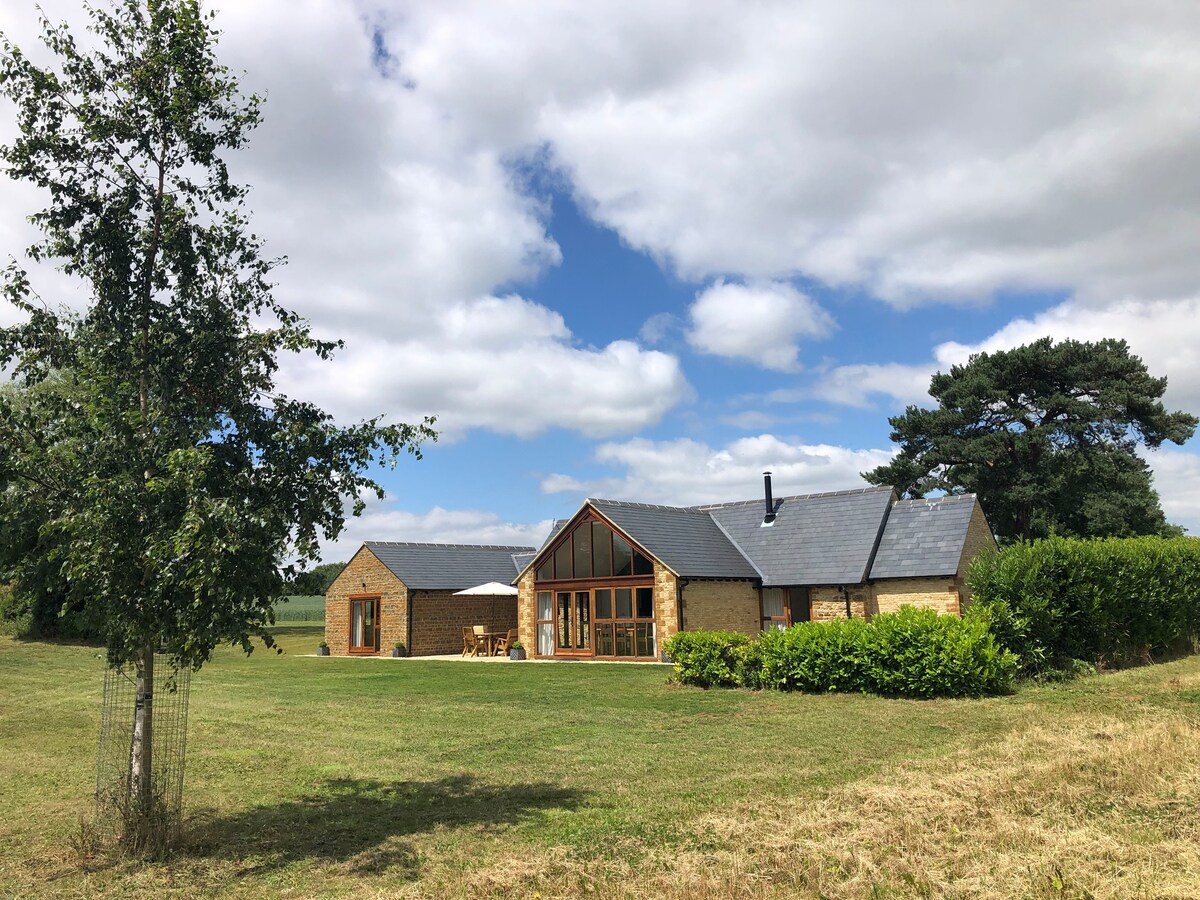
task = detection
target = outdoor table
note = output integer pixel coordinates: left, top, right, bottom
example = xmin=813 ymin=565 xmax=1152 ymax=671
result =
xmin=478 ymin=631 xmax=506 ymax=656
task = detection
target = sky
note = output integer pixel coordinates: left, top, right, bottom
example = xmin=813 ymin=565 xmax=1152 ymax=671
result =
xmin=2 ymin=0 xmax=1200 ymax=558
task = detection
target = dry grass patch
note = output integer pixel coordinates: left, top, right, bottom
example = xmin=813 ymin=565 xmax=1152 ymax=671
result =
xmin=463 ymin=714 xmax=1200 ymax=900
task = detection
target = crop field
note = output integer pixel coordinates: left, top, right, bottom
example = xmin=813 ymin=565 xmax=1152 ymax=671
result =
xmin=271 ymin=595 xmax=325 ymax=623
xmin=0 ymin=625 xmax=1197 ymax=898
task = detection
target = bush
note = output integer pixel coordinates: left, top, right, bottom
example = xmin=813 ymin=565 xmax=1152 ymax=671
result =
xmin=669 ymin=608 xmax=1016 ymax=698
xmin=663 ymin=630 xmax=752 ymax=688
xmin=967 ymin=535 xmax=1200 ymax=675
xmin=756 ymin=617 xmax=872 ymax=693
xmin=861 ymin=606 xmax=1016 ymax=698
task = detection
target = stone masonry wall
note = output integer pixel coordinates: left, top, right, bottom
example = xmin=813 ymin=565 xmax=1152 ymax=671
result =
xmin=654 ymin=564 xmax=678 ymax=653
xmin=808 ymin=585 xmax=868 ymax=621
xmin=955 ymin=500 xmax=997 ymax=607
xmin=869 ymin=578 xmax=961 ymax=616
xmin=410 ymin=591 xmax=517 ymax=656
xmin=324 ymin=546 xmax=407 ymax=656
xmin=517 ymin=568 xmax=537 ymax=655
xmin=681 ymin=579 xmax=760 ymax=635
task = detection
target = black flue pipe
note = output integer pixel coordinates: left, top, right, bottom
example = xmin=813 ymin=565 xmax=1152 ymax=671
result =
xmin=763 ymin=471 xmax=775 ymax=523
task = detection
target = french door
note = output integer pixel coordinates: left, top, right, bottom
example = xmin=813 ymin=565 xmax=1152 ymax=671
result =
xmin=555 ymin=591 xmax=591 ymax=654
xmin=349 ymin=597 xmax=380 ymax=654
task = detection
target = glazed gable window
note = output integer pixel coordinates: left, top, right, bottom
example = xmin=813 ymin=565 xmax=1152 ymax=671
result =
xmin=534 ymin=518 xmax=653 ymax=582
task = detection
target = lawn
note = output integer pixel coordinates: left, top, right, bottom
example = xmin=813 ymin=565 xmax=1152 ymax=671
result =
xmin=0 ymin=626 xmax=1198 ymax=899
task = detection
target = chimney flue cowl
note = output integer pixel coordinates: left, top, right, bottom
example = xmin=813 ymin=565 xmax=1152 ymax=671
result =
xmin=763 ymin=471 xmax=776 ymax=523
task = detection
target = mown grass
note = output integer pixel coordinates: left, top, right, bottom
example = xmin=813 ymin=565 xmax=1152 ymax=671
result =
xmin=0 ymin=625 xmax=1197 ymax=898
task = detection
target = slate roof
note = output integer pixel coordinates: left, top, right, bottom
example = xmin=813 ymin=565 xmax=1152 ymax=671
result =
xmin=541 ymin=519 xmax=570 ymax=549
xmin=869 ymin=495 xmax=979 ymax=579
xmin=363 ymin=541 xmax=536 ymax=591
xmin=590 ymin=499 xmax=761 ymax=579
xmin=700 ymin=486 xmax=897 ymax=586
xmin=510 ymin=551 xmax=537 ymax=575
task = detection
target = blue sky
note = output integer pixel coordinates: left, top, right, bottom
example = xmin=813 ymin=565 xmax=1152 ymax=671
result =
xmin=3 ymin=1 xmax=1200 ymax=556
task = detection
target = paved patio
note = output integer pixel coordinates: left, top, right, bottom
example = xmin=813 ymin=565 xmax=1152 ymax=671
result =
xmin=306 ymin=652 xmax=668 ymax=665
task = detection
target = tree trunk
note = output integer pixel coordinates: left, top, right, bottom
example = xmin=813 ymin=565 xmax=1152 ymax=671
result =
xmin=129 ymin=642 xmax=155 ymax=828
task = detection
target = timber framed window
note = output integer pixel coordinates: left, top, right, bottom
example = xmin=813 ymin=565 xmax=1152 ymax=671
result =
xmin=760 ymin=587 xmax=810 ymax=631
xmin=535 ymin=516 xmax=654 ymax=582
xmin=536 ymin=591 xmax=554 ymax=656
xmin=592 ymin=586 xmax=656 ymax=658
xmin=532 ymin=512 xmax=658 ymax=659
xmin=761 ymin=588 xmax=788 ymax=632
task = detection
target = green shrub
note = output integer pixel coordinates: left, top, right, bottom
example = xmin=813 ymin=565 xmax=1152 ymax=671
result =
xmin=672 ymin=609 xmax=1016 ymax=698
xmin=0 ymin=582 xmax=32 ymax=636
xmin=663 ymin=630 xmax=752 ymax=688
xmin=756 ymin=617 xmax=872 ymax=693
xmin=967 ymin=535 xmax=1200 ymax=675
xmin=861 ymin=606 xmax=1016 ymax=698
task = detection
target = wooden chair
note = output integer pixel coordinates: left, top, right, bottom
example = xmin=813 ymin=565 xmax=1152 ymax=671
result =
xmin=493 ymin=628 xmax=517 ymax=656
xmin=461 ymin=626 xmax=479 ymax=657
xmin=471 ymin=624 xmax=490 ymax=657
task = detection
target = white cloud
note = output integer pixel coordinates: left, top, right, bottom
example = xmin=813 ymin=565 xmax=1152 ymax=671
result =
xmin=0 ymin=0 xmax=689 ymax=438
xmin=322 ymin=502 xmax=555 ymax=560
xmin=376 ymin=0 xmax=1200 ymax=306
xmin=1147 ymin=448 xmax=1200 ymax=535
xmin=811 ymin=362 xmax=935 ymax=409
xmin=542 ymin=434 xmax=894 ymax=506
xmin=282 ymin=294 xmax=689 ymax=438
xmin=687 ymin=280 xmax=835 ymax=371
xmin=814 ymin=297 xmax=1200 ymax=414
xmin=9 ymin=0 xmax=1200 ymax=441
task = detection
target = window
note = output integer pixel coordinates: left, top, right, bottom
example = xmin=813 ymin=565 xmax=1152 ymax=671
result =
xmin=761 ymin=588 xmax=788 ymax=632
xmin=593 ymin=585 xmax=656 ymax=659
xmin=537 ymin=591 xmax=553 ymax=656
xmin=592 ymin=521 xmax=612 ymax=576
xmin=790 ymin=587 xmax=810 ymax=623
xmin=533 ymin=517 xmax=656 ymax=583
xmin=528 ymin=513 xmax=658 ymax=659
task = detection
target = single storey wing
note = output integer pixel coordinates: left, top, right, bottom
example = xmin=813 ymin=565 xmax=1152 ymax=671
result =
xmin=325 ymin=541 xmax=534 ymax=657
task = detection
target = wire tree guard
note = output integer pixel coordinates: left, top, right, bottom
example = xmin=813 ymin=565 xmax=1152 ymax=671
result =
xmin=95 ymin=654 xmax=191 ymax=851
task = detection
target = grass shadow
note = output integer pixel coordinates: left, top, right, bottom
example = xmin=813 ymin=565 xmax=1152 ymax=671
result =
xmin=184 ymin=775 xmax=588 ymax=880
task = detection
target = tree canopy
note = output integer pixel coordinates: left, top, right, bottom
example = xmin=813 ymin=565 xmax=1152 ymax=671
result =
xmin=863 ymin=337 xmax=1197 ymax=542
xmin=0 ymin=0 xmax=436 ymax=671
xmin=287 ymin=561 xmax=346 ymax=597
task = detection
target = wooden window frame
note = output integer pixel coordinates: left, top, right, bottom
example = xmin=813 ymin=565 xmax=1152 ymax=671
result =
xmin=535 ymin=590 xmax=554 ymax=658
xmin=348 ymin=594 xmax=381 ymax=655
xmin=760 ymin=586 xmax=791 ymax=632
xmin=591 ymin=583 xmax=657 ymax=659
xmin=534 ymin=512 xmax=655 ymax=585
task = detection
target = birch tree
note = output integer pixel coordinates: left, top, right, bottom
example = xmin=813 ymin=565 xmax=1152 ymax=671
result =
xmin=0 ymin=0 xmax=434 ymax=848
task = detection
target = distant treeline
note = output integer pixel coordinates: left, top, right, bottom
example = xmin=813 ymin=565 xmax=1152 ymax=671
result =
xmin=1 ymin=560 xmax=347 ymax=640
xmin=286 ymin=561 xmax=346 ymax=597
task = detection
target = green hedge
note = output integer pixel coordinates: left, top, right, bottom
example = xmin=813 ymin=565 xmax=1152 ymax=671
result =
xmin=966 ymin=535 xmax=1200 ymax=675
xmin=664 ymin=607 xmax=1016 ymax=698
xmin=663 ymin=630 xmax=753 ymax=687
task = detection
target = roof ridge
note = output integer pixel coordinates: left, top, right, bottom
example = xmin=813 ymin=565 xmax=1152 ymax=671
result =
xmin=589 ymin=497 xmax=706 ymax=514
xmin=365 ymin=540 xmax=537 ymax=551
xmin=693 ymin=485 xmax=893 ymax=510
xmin=893 ymin=493 xmax=977 ymax=506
